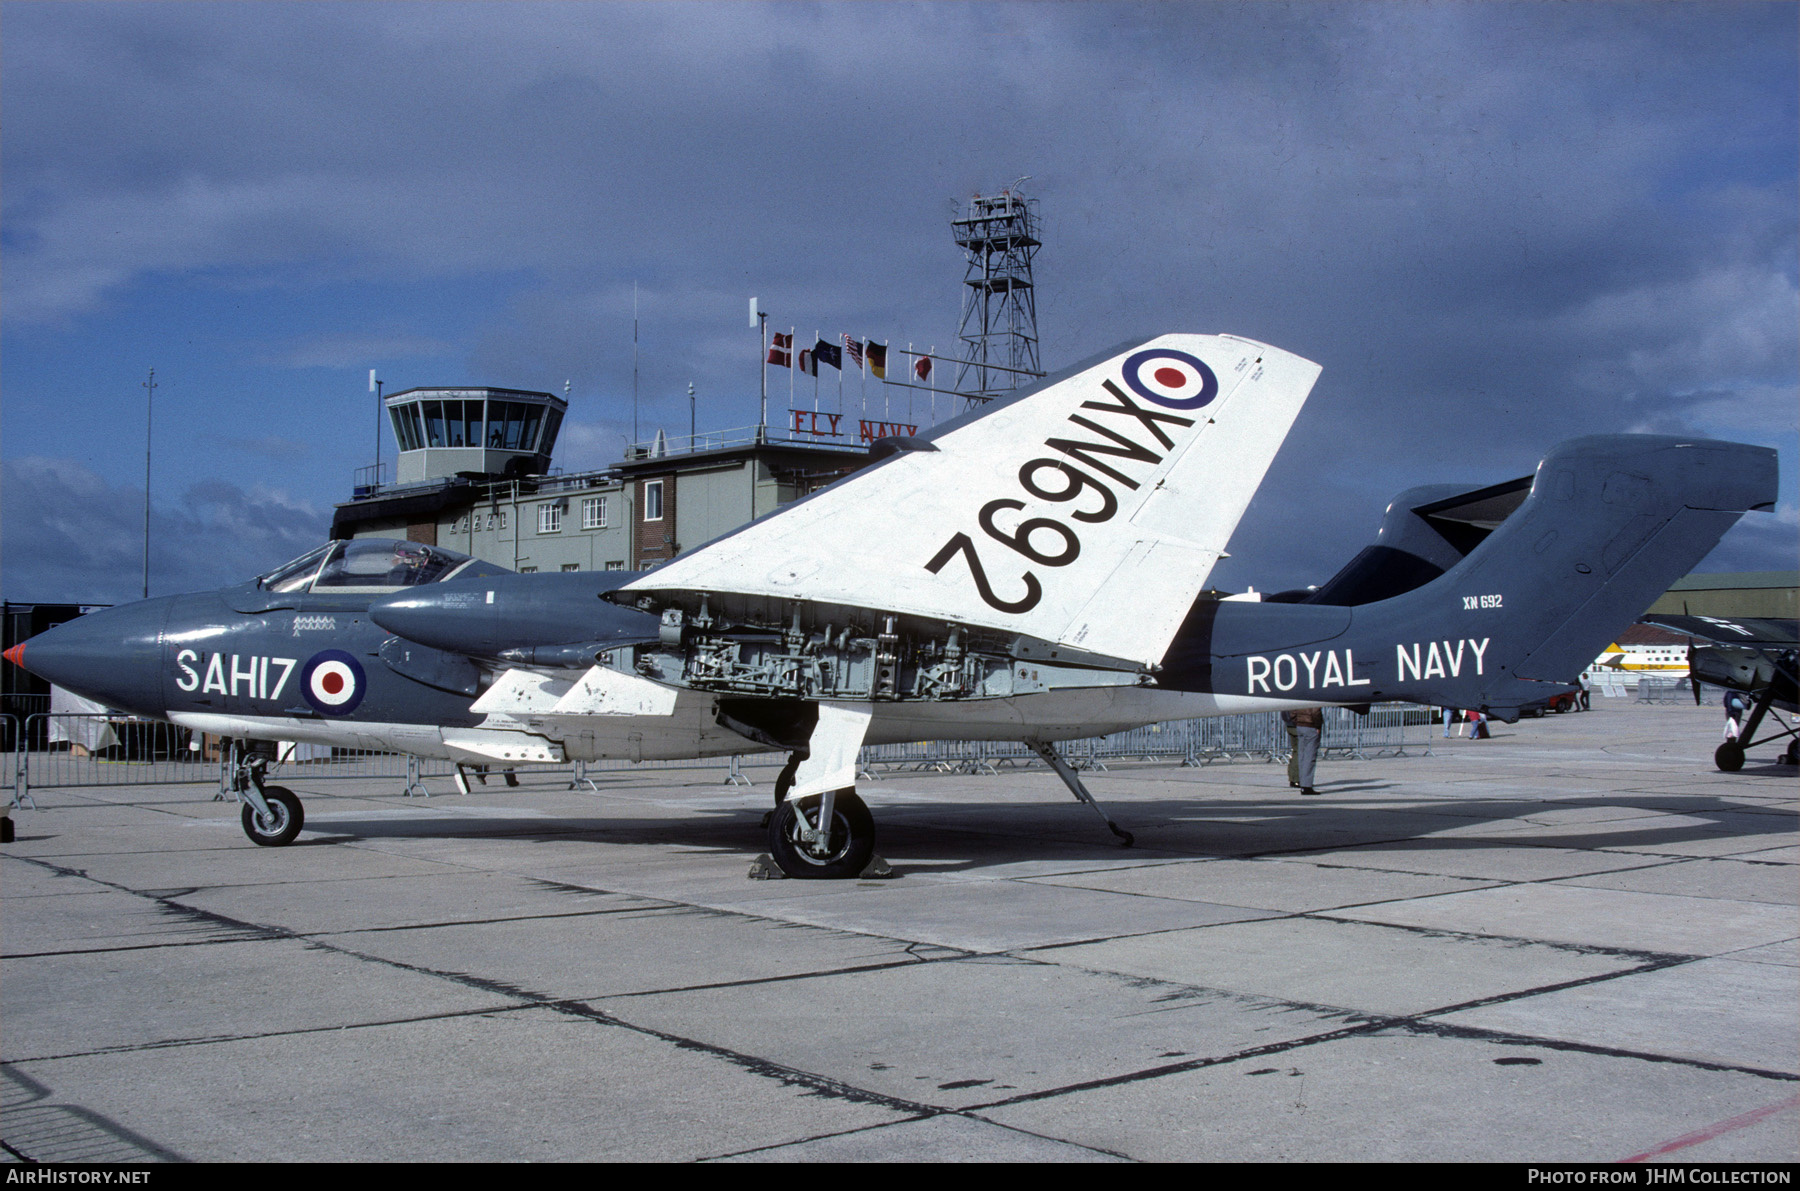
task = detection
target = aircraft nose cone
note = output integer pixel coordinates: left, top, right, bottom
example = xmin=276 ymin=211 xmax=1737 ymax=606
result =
xmin=3 ymin=643 xmax=25 ymax=670
xmin=13 ymin=600 xmax=172 ymax=715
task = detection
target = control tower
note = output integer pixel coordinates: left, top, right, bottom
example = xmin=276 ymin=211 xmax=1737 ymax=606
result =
xmin=385 ymin=387 xmax=567 ymax=485
xmin=952 ymin=186 xmax=1043 ymax=406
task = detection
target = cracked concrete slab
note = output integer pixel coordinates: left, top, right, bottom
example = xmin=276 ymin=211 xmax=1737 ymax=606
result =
xmin=1 ymin=702 xmax=1791 ymax=1163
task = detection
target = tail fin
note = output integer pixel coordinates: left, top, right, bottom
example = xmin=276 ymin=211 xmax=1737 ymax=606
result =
xmin=1264 ymin=476 xmax=1533 ymax=606
xmin=1168 ymin=435 xmax=1778 ymax=718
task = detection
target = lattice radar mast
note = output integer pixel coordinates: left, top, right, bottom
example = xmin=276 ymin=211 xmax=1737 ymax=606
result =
xmin=952 ymin=187 xmax=1043 ymax=407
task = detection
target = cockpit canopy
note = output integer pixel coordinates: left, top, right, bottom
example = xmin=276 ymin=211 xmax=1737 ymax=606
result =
xmin=258 ymin=540 xmax=502 ymax=594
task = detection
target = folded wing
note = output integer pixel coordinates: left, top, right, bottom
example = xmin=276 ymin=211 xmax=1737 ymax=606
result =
xmin=621 ymin=333 xmax=1320 ymax=668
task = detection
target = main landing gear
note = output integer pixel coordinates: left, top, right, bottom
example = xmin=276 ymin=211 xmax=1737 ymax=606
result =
xmin=763 ymin=753 xmax=876 ymax=879
xmin=1714 ymin=682 xmax=1800 ymax=772
xmin=228 ymin=748 xmax=305 ymax=846
xmin=767 ymin=788 xmax=876 ymax=879
xmin=758 ymin=738 xmax=1135 ymax=879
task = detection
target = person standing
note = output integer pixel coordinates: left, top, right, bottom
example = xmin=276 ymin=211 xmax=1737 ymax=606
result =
xmin=1283 ymin=707 xmax=1323 ymax=796
xmin=1725 ymin=690 xmax=1748 ymax=741
xmin=1284 ymin=711 xmax=1300 ymax=785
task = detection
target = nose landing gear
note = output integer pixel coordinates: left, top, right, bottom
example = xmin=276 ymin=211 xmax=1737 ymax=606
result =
xmin=227 ymin=748 xmax=305 ymax=846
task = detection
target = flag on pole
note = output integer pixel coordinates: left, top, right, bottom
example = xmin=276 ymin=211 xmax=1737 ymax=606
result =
xmin=866 ymin=342 xmax=887 ymax=378
xmin=914 ymin=355 xmax=932 ymax=382
xmin=842 ymin=334 xmax=864 ymax=371
xmin=798 ymin=347 xmax=815 ymax=376
xmin=767 ymin=331 xmax=792 ymax=367
xmin=812 ymin=340 xmax=842 ymax=371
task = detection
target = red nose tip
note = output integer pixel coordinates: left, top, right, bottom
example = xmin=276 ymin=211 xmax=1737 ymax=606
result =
xmin=3 ymin=643 xmax=24 ymax=669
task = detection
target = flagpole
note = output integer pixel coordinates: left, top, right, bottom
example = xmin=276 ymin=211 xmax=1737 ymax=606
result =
xmin=632 ymin=281 xmax=640 ymax=446
xmin=788 ymin=326 xmax=795 ymax=427
xmin=901 ymin=341 xmax=911 ymax=424
xmin=758 ymin=310 xmax=768 ymax=440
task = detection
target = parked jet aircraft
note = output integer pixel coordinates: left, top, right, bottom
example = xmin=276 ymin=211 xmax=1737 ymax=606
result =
xmin=1642 ymin=613 xmax=1798 ymax=771
xmin=6 ymin=333 xmax=1779 ymax=876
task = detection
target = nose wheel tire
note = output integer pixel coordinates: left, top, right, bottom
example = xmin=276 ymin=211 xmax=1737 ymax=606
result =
xmin=241 ymin=786 xmax=304 ymax=846
xmin=767 ymin=789 xmax=874 ymax=879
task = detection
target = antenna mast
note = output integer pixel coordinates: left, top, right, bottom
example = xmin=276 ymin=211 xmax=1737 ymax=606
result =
xmin=952 ymin=180 xmax=1043 ymax=409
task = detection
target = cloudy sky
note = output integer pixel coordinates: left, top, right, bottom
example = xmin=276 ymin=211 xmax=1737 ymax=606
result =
xmin=4 ymin=1 xmax=1795 ymax=605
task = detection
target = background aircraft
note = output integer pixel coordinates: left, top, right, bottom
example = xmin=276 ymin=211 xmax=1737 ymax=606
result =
xmin=7 ymin=335 xmax=1779 ymax=876
xmin=1642 ymin=613 xmax=1799 ymax=771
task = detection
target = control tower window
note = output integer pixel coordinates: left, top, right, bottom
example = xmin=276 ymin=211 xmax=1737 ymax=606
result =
xmin=390 ymin=405 xmax=424 ymax=452
xmin=540 ymin=407 xmax=564 ymax=457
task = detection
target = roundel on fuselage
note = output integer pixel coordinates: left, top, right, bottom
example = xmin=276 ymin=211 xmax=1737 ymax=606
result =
xmin=301 ymin=649 xmax=366 ymax=715
xmin=1121 ymin=347 xmax=1219 ymax=410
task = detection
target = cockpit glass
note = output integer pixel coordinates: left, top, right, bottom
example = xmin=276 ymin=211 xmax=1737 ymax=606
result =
xmin=259 ymin=540 xmax=478 ymax=592
xmin=259 ymin=543 xmax=335 ymax=592
xmin=313 ymin=539 xmax=472 ymax=589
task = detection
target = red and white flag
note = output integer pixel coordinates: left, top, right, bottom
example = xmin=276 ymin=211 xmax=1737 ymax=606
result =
xmin=913 ymin=355 xmax=932 ymax=382
xmin=767 ymin=331 xmax=792 ymax=367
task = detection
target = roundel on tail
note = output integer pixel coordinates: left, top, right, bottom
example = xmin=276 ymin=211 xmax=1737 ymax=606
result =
xmin=1122 ymin=347 xmax=1219 ymax=410
xmin=301 ymin=649 xmax=366 ymax=715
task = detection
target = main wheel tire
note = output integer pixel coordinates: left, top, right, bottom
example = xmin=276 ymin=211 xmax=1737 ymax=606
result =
xmin=1714 ymin=742 xmax=1745 ymax=773
xmin=241 ymin=786 xmax=304 ymax=846
xmin=767 ymin=788 xmax=874 ymax=879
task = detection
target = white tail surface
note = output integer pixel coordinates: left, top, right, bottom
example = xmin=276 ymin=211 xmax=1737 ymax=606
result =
xmin=623 ymin=333 xmax=1319 ymax=668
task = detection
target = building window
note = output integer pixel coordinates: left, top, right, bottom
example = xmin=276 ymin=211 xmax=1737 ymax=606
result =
xmin=605 ymin=561 xmax=625 ymax=571
xmin=561 ymin=563 xmax=581 ymax=572
xmin=644 ymin=480 xmax=664 ymax=522
xmin=453 ymin=515 xmax=468 ymax=533
xmin=538 ymin=504 xmax=561 ymax=534
xmin=519 ymin=565 xmax=538 ymax=573
xmin=582 ymin=496 xmax=608 ymax=530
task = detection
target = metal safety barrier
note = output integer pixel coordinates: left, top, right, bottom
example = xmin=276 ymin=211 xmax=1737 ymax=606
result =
xmin=9 ymin=704 xmax=1436 ymax=805
xmin=1633 ymin=677 xmax=1692 ymax=705
xmin=3 ymin=714 xmax=28 ymax=809
xmin=858 ymin=704 xmax=1435 ymax=775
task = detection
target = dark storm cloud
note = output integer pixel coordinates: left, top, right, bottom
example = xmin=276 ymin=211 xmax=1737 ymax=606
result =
xmin=3 ymin=2 xmax=1793 ymax=591
xmin=1 ymin=457 xmax=327 ymax=605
